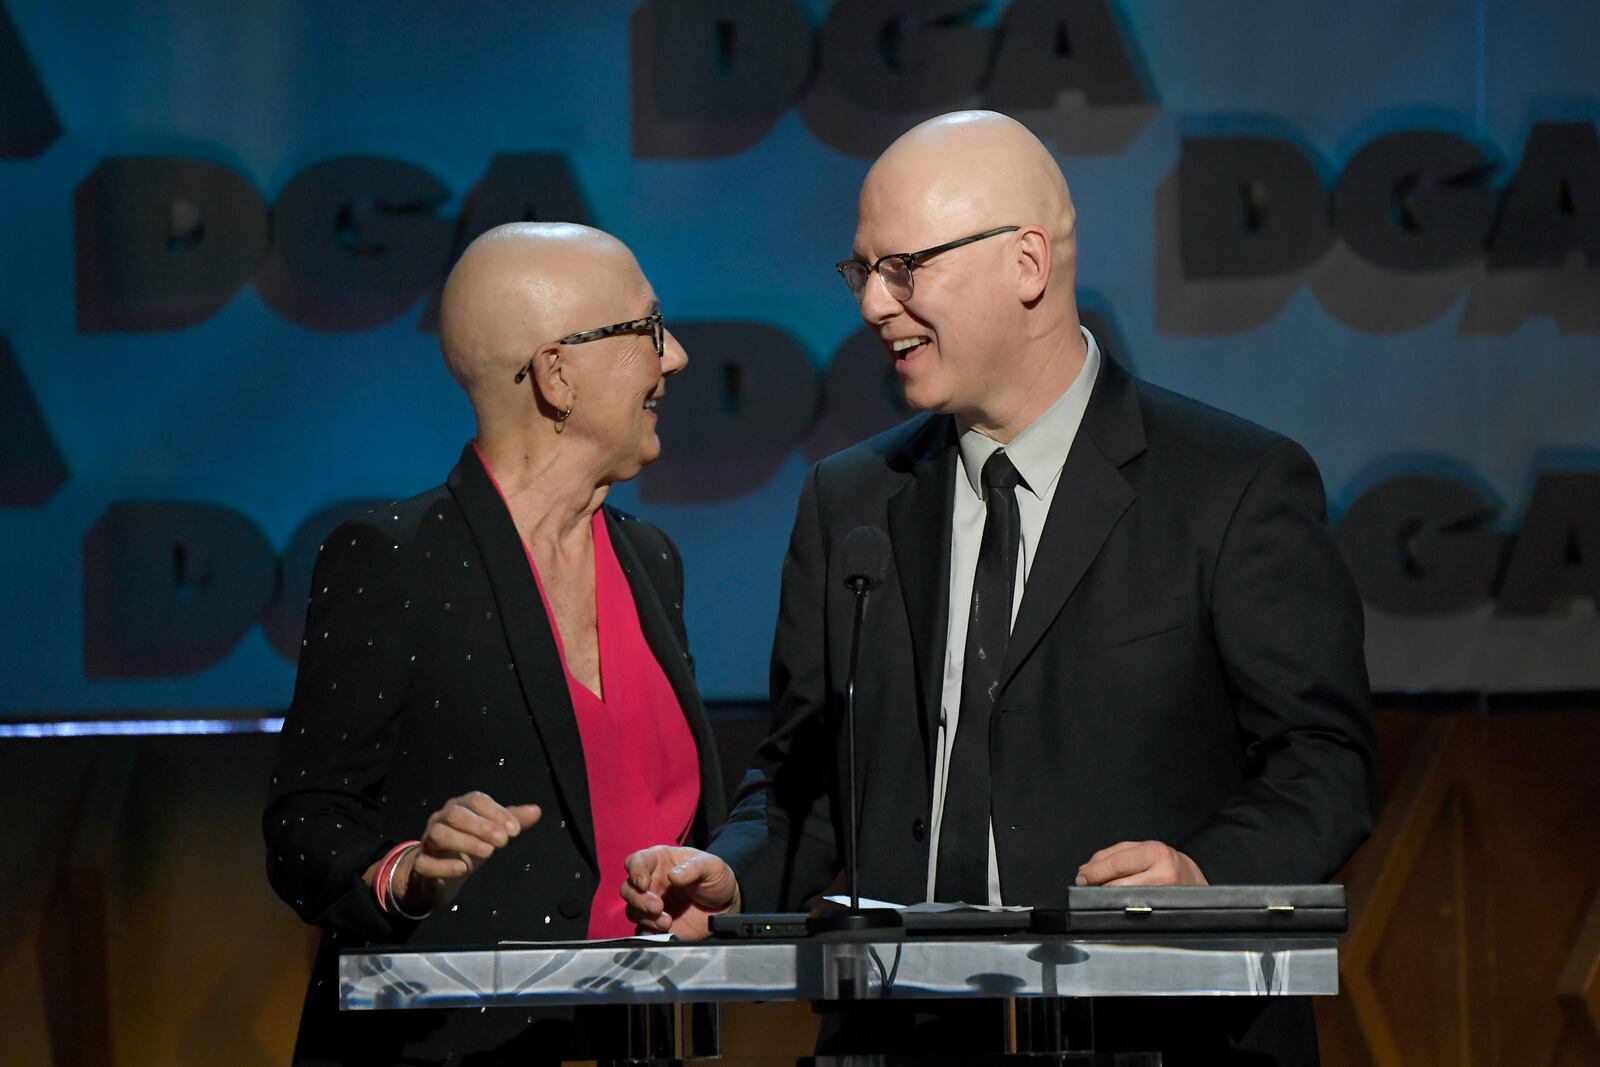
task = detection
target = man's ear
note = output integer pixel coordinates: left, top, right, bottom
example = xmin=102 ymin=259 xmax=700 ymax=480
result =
xmin=1016 ymin=227 xmax=1052 ymax=304
xmin=529 ymin=343 xmax=573 ymax=418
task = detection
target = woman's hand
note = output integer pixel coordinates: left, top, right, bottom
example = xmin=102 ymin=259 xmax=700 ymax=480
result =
xmin=621 ymin=845 xmax=740 ymax=941
xmin=381 ymin=791 xmax=541 ymax=915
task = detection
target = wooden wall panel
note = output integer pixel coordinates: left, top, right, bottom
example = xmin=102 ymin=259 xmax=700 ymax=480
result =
xmin=0 ymin=705 xmax=1596 ymax=1065
xmin=0 ymin=736 xmax=317 ymax=1067
xmin=1557 ymin=890 xmax=1600 ymax=1048
xmin=1317 ymin=710 xmax=1600 ymax=1067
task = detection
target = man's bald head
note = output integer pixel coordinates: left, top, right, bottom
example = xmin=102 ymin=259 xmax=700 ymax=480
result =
xmin=861 ymin=110 xmax=1076 ymax=270
xmin=850 ymin=111 xmax=1087 ymax=439
xmin=439 ymin=222 xmax=651 ymax=422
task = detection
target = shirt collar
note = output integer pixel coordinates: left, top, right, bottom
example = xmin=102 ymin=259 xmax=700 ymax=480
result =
xmin=957 ymin=326 xmax=1102 ymax=500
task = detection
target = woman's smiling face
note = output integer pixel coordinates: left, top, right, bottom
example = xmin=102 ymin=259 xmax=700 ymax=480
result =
xmin=561 ymin=293 xmax=687 ymax=483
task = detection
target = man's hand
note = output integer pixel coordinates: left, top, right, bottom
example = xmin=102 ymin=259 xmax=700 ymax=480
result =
xmin=1076 ymin=840 xmax=1207 ymax=887
xmin=372 ymin=791 xmax=541 ymax=914
xmin=621 ymin=846 xmax=740 ymax=941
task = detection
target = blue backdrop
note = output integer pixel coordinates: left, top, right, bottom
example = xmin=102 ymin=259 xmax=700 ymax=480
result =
xmin=2 ymin=0 xmax=1598 ymax=716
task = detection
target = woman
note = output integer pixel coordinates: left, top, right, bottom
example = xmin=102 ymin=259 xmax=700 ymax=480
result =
xmin=264 ymin=222 xmax=725 ymax=1065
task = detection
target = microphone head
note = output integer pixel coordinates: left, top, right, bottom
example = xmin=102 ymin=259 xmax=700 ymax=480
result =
xmin=841 ymin=526 xmax=892 ymax=592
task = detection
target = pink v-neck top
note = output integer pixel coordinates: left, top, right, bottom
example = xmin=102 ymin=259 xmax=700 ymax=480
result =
xmin=475 ymin=448 xmax=700 ymax=938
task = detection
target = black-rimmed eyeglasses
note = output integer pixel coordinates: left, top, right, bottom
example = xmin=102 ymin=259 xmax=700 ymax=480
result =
xmin=514 ymin=309 xmax=664 ymax=385
xmin=836 ymin=226 xmax=1020 ymax=302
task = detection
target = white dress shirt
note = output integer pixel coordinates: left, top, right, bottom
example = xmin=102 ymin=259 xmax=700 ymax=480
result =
xmin=925 ymin=327 xmax=1102 ymax=904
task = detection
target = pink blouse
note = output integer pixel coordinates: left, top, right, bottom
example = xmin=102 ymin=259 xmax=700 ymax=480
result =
xmin=558 ymin=511 xmax=700 ymax=937
xmin=475 ymin=446 xmax=701 ymax=938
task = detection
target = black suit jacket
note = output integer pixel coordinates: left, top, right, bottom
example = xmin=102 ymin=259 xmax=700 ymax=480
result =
xmin=264 ymin=445 xmax=725 ymax=1066
xmin=711 ymin=355 xmax=1377 ymax=1062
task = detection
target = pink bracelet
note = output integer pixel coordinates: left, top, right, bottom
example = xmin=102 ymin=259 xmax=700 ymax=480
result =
xmin=374 ymin=839 xmax=422 ymax=913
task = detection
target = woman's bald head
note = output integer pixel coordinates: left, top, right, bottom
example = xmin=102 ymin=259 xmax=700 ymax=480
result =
xmin=438 ymin=222 xmax=650 ymax=406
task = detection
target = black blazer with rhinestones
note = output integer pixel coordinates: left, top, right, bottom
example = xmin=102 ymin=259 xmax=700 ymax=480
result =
xmin=264 ymin=444 xmax=725 ymax=1065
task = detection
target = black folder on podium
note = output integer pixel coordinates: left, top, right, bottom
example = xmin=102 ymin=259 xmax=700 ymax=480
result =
xmin=1033 ymin=883 xmax=1348 ymax=933
xmin=710 ymin=884 xmax=1346 ymax=938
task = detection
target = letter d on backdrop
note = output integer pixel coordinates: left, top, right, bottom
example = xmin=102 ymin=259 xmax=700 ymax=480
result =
xmin=74 ymin=157 xmax=268 ymax=332
xmin=1179 ymin=135 xmax=1328 ymax=280
xmin=83 ymin=502 xmax=278 ymax=678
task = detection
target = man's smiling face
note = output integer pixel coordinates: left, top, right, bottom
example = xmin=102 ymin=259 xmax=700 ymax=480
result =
xmin=852 ymin=192 xmax=1021 ymax=418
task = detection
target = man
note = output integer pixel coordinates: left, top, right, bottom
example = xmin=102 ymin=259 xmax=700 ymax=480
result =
xmin=624 ymin=112 xmax=1377 ymax=1062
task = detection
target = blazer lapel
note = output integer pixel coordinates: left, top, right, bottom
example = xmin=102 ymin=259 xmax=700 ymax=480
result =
xmin=1000 ymin=355 xmax=1146 ymax=690
xmin=446 ymin=446 xmax=597 ymax=868
xmin=605 ymin=509 xmax=726 ymax=838
xmin=885 ymin=415 xmax=958 ymax=785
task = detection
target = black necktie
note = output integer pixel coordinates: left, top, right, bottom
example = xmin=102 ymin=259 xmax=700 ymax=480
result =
xmin=936 ymin=449 xmax=1023 ymax=904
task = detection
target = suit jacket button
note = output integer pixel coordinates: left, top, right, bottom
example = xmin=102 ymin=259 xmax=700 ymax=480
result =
xmin=911 ymin=818 xmax=927 ymax=843
xmin=558 ymin=889 xmax=585 ymax=918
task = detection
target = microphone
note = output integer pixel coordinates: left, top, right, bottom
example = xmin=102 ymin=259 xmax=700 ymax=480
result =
xmin=810 ymin=526 xmax=903 ymax=937
xmin=841 ymin=525 xmax=890 ymax=595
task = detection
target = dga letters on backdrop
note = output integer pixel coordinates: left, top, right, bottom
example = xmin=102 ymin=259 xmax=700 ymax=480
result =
xmin=3 ymin=0 xmax=1597 ymax=706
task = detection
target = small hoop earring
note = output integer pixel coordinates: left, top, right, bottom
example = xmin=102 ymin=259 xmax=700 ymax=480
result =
xmin=556 ymin=405 xmax=573 ymax=422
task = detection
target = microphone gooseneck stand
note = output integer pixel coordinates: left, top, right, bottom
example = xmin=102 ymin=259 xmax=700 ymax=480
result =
xmin=808 ymin=528 xmax=904 ymax=938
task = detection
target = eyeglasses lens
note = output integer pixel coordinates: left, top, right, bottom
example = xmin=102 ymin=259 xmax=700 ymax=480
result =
xmin=880 ymin=258 xmax=913 ymax=300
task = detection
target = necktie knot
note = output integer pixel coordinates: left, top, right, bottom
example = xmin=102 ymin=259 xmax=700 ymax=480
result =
xmin=981 ymin=450 xmax=1023 ymax=495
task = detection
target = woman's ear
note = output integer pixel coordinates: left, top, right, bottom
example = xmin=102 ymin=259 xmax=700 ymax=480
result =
xmin=1016 ymin=227 xmax=1052 ymax=304
xmin=529 ymin=343 xmax=573 ymax=420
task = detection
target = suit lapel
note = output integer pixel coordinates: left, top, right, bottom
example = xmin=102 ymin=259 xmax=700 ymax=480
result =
xmin=446 ymin=446 xmax=597 ymax=868
xmin=605 ymin=509 xmax=726 ymax=837
xmin=885 ymin=415 xmax=958 ymax=785
xmin=1000 ymin=355 xmax=1147 ymax=691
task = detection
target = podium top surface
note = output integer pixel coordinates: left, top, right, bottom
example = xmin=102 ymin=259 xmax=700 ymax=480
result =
xmin=338 ymin=933 xmax=1338 ymax=1011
